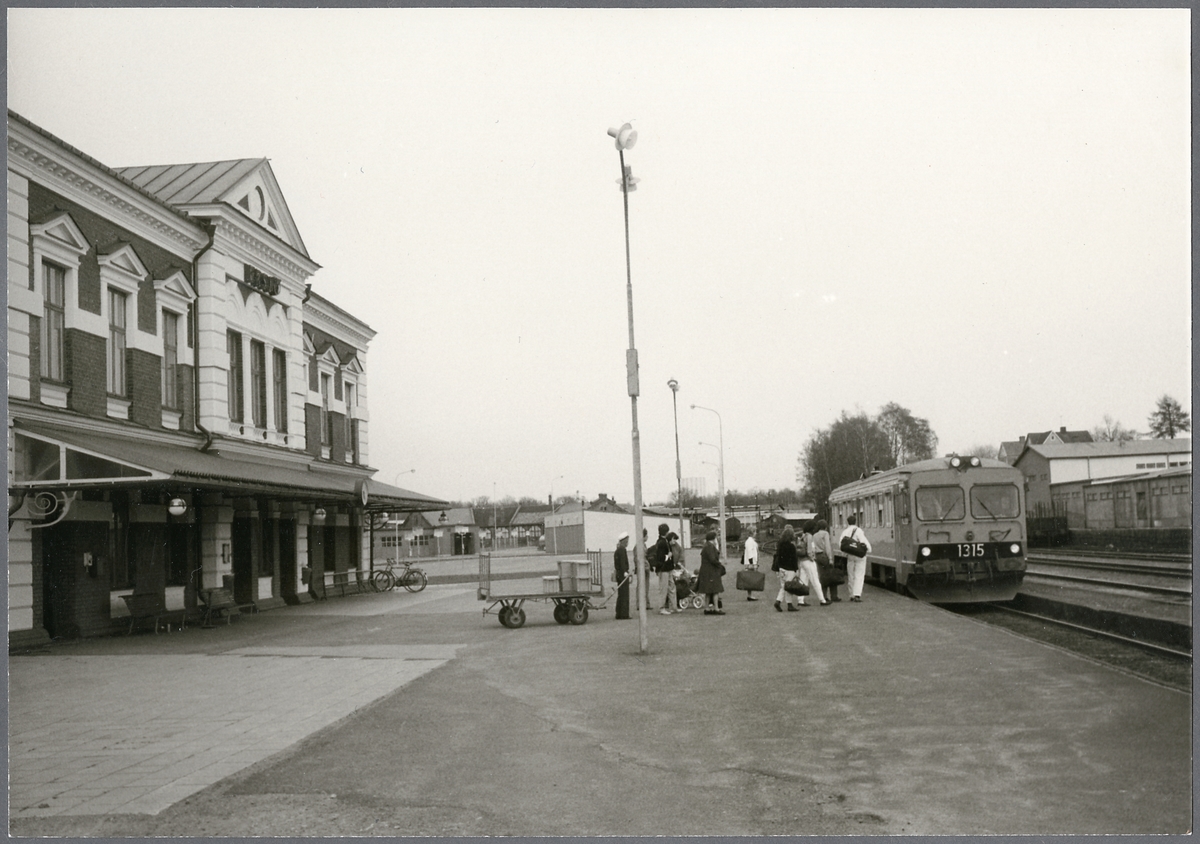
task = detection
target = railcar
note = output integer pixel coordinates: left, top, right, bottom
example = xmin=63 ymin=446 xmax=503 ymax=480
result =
xmin=828 ymin=455 xmax=1026 ymax=603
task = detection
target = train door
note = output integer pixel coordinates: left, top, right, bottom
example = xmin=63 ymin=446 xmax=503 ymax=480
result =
xmin=893 ymin=484 xmax=913 ymax=560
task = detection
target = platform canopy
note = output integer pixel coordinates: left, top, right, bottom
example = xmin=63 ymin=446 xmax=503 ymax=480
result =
xmin=10 ymin=418 xmax=447 ymax=512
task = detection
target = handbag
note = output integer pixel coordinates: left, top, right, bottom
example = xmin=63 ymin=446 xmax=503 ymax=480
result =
xmin=736 ymin=569 xmax=766 ymax=592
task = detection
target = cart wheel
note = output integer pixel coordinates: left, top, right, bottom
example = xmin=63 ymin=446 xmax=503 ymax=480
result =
xmin=508 ymin=608 xmax=526 ymax=629
xmin=677 ymin=599 xmax=688 ymax=611
xmin=498 ymin=606 xmax=513 ymax=627
xmin=568 ymin=603 xmax=588 ymax=625
xmin=553 ymin=603 xmax=571 ymax=624
xmin=691 ymin=595 xmax=705 ymax=609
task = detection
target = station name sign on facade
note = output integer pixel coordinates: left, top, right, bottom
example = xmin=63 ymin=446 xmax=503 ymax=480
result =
xmin=244 ymin=264 xmax=281 ymax=297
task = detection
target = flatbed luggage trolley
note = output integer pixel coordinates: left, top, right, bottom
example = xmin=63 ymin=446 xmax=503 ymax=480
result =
xmin=478 ymin=552 xmax=624 ymax=629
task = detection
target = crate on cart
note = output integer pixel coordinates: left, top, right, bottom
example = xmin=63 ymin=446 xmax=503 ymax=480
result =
xmin=478 ymin=551 xmax=612 ymax=629
xmin=558 ymin=559 xmax=596 ymax=593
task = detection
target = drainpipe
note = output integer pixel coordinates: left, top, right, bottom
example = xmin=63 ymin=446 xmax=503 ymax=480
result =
xmin=192 ymin=223 xmax=217 ymax=452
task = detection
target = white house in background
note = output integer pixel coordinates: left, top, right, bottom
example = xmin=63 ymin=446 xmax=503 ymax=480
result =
xmin=545 ymin=499 xmax=692 ymax=555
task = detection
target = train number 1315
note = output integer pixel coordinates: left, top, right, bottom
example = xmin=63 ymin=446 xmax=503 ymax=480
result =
xmin=956 ymin=543 xmax=985 ymax=558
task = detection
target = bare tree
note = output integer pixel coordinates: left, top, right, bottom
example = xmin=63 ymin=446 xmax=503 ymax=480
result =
xmin=1147 ymin=395 xmax=1190 ymax=439
xmin=965 ymin=444 xmax=999 ymax=459
xmin=1092 ymin=414 xmax=1139 ymax=442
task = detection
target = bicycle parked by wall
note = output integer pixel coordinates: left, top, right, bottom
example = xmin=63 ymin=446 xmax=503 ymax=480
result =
xmin=371 ymin=559 xmax=428 ymax=593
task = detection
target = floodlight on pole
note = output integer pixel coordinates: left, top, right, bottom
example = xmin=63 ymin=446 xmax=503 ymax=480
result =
xmin=608 ymin=120 xmax=648 ymax=654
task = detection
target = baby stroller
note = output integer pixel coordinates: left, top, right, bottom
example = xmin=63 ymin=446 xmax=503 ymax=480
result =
xmin=673 ymin=566 xmax=706 ymax=610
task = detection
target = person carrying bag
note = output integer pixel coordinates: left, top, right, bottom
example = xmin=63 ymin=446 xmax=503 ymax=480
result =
xmin=838 ymin=515 xmax=872 ymax=603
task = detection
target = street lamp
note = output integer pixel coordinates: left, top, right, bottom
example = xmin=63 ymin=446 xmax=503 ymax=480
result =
xmin=549 ymin=474 xmax=564 ymax=510
xmin=608 ymin=120 xmax=648 ymax=652
xmin=667 ymin=379 xmax=685 ymax=546
xmin=692 ymin=404 xmax=726 ymax=563
xmin=394 ymin=469 xmax=416 ymax=486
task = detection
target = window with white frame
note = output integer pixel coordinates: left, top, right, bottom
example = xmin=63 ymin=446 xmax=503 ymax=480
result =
xmin=162 ymin=310 xmax=179 ymax=408
xmin=227 ymin=331 xmax=244 ymax=422
xmin=107 ymin=289 xmax=128 ymax=396
xmin=250 ymin=339 xmax=267 ymax=428
xmin=273 ymin=348 xmax=288 ymax=433
xmin=320 ymin=373 xmax=332 ymax=445
xmin=41 ymin=261 xmax=66 ymax=381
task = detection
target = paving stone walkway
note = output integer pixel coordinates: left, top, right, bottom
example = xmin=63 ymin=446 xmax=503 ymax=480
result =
xmin=9 ymin=644 xmax=464 ymax=818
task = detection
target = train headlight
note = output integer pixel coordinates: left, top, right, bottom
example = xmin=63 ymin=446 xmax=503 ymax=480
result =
xmin=969 ymin=456 xmax=982 ymax=467
xmin=920 ymin=546 xmax=931 ymax=557
xmin=1009 ymin=543 xmax=1021 ymax=555
xmin=949 ymin=456 xmax=962 ymax=468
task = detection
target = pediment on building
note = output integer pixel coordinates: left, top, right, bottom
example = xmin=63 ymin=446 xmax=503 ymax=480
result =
xmin=98 ymin=243 xmax=149 ymax=281
xmin=31 ymin=211 xmax=90 ymax=255
xmin=116 ymin=158 xmax=311 ymax=260
xmin=224 ymin=161 xmax=309 ymax=258
xmin=153 ymin=270 xmax=196 ymax=303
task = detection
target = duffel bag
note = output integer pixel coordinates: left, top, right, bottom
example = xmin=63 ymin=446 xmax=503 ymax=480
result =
xmin=736 ymin=569 xmax=766 ymax=592
xmin=817 ymin=562 xmax=847 ymax=587
xmin=783 ymin=578 xmax=810 ymax=596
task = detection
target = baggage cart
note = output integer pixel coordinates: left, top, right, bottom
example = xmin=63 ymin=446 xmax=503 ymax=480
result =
xmin=477 ymin=551 xmax=627 ymax=628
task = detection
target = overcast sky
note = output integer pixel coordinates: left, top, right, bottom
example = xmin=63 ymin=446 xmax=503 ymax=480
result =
xmin=7 ymin=8 xmax=1191 ymax=506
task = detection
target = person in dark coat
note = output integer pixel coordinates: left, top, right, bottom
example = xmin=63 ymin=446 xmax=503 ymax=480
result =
xmin=771 ymin=525 xmax=801 ymax=612
xmin=695 ymin=530 xmax=725 ymax=615
xmin=613 ymin=532 xmax=631 ymax=620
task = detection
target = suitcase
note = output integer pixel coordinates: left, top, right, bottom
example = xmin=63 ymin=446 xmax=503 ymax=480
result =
xmin=736 ymin=569 xmax=766 ymax=592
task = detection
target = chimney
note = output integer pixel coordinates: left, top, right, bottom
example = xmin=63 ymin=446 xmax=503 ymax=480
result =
xmin=1060 ymin=426 xmax=1067 ymax=433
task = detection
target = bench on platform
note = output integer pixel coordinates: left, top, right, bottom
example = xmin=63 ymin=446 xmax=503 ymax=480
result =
xmin=121 ymin=593 xmax=186 ymax=634
xmin=321 ymin=568 xmax=372 ymax=598
xmin=199 ymin=587 xmax=257 ymax=626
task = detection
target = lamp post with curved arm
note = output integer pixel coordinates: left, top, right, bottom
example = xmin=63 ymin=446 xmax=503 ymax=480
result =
xmin=608 ymin=120 xmax=648 ymax=653
xmin=667 ymin=379 xmax=685 ymax=546
xmin=692 ymin=404 xmax=725 ymax=563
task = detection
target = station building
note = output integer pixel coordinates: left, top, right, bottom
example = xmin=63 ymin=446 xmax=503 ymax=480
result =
xmin=7 ymin=110 xmax=444 ymax=648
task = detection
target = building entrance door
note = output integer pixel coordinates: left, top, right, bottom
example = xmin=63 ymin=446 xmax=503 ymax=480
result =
xmin=231 ymin=516 xmax=255 ymax=605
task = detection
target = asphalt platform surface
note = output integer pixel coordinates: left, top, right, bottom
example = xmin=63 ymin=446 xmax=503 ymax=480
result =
xmin=9 ymin=551 xmax=1193 ymax=837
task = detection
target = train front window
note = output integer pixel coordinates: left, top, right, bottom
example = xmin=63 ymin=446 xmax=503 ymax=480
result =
xmin=970 ymin=484 xmax=1020 ymax=519
xmin=915 ymin=486 xmax=965 ymax=521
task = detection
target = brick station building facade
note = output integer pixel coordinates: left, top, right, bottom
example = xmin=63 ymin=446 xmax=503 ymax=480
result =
xmin=7 ymin=110 xmax=443 ymax=647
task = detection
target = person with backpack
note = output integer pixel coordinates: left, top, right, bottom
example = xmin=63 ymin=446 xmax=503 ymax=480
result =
xmin=839 ymin=515 xmax=872 ymax=602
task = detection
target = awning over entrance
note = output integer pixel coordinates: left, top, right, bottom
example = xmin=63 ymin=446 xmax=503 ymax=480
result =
xmin=11 ymin=418 xmax=447 ymax=511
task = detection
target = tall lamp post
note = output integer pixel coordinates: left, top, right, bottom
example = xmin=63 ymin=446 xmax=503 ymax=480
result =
xmin=393 ymin=469 xmax=415 ymax=486
xmin=692 ymin=404 xmax=726 ymax=563
xmin=667 ymin=379 xmax=685 ymax=546
xmin=608 ymin=120 xmax=648 ymax=653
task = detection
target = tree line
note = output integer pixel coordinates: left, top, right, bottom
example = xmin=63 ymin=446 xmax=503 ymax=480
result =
xmin=796 ymin=402 xmax=939 ymax=515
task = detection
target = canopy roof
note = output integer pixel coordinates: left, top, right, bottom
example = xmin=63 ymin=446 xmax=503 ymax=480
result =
xmin=12 ymin=418 xmax=446 ymax=512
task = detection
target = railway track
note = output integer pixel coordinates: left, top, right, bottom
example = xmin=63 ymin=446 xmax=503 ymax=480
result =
xmin=1024 ymin=553 xmax=1192 ymax=598
xmin=947 ymin=601 xmax=1191 ymax=692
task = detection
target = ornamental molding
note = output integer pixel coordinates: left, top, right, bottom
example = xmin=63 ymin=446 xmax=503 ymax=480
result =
xmin=303 ymin=304 xmax=374 ymax=349
xmin=211 ymin=215 xmax=314 ymax=292
xmin=8 ymin=131 xmax=209 ymax=256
